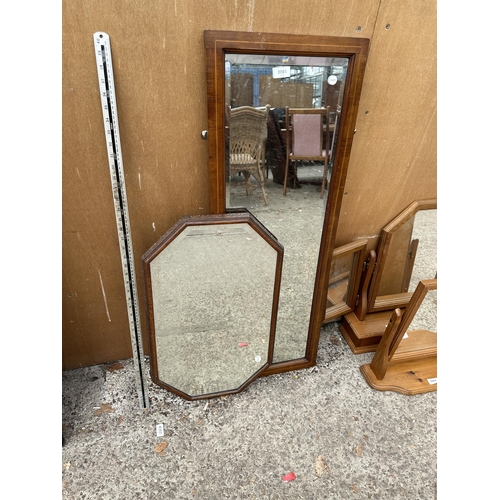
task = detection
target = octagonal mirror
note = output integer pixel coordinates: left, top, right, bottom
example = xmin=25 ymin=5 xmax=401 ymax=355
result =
xmin=142 ymin=212 xmax=283 ymax=400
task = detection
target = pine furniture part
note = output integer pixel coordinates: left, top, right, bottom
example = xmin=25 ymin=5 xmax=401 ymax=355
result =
xmin=324 ymin=239 xmax=368 ymax=323
xmin=367 ymin=199 xmax=437 ymax=314
xmin=339 ymin=308 xmax=404 ymax=354
xmin=360 ymin=279 xmax=437 ymax=395
xmin=340 ymin=201 xmax=436 ymax=354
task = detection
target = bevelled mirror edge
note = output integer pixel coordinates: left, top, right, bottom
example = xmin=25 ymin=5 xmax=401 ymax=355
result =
xmin=204 ymin=30 xmax=370 ymax=216
xmin=141 ymin=212 xmax=284 ymax=400
xmin=204 ymin=30 xmax=370 ymax=375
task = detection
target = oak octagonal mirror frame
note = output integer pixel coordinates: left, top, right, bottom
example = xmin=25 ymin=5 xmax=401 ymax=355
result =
xmin=142 ymin=213 xmax=283 ymax=400
xmin=204 ymin=31 xmax=369 ymax=375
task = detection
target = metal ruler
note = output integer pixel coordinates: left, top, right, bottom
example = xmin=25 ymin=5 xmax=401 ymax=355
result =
xmin=93 ymin=32 xmax=149 ymax=409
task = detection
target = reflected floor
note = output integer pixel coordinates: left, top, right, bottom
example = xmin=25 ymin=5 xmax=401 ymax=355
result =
xmin=150 ymin=222 xmax=277 ymax=397
xmin=228 ymin=165 xmax=327 ymax=363
xmin=408 ymin=209 xmax=437 ymax=292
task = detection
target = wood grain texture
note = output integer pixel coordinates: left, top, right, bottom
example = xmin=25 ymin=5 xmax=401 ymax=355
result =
xmin=63 ymin=0 xmax=213 ymax=368
xmin=391 ymin=329 xmax=437 ymax=362
xmin=335 ymin=0 xmax=437 ymax=250
xmin=367 ymin=199 xmax=437 ymax=312
xmin=339 ymin=308 xmax=399 ymax=354
xmin=360 ymin=356 xmax=437 ymax=395
xmin=62 ymin=0 xmax=435 ymax=369
xmin=360 ymin=279 xmax=437 ymax=394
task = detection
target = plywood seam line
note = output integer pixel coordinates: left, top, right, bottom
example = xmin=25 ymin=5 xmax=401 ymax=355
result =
xmin=370 ymin=0 xmax=384 ymax=40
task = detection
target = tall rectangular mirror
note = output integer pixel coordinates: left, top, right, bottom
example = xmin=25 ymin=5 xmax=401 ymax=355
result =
xmin=205 ymin=31 xmax=369 ymax=374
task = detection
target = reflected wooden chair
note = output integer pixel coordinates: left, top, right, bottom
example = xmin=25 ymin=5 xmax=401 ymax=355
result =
xmin=229 ymin=105 xmax=270 ymax=205
xmin=328 ymin=112 xmax=338 ymax=164
xmin=283 ymin=106 xmax=330 ymax=198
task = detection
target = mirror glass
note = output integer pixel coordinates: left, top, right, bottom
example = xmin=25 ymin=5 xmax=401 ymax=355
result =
xmin=378 ymin=208 xmax=437 ymax=296
xmin=407 ymin=288 xmax=437 ymax=334
xmin=327 ymin=252 xmax=353 ymax=309
xmin=325 ymin=239 xmax=368 ymax=321
xmin=407 ymin=209 xmax=437 ymax=293
xmin=225 ymin=53 xmax=349 ymax=363
xmin=146 ymin=217 xmax=282 ymax=398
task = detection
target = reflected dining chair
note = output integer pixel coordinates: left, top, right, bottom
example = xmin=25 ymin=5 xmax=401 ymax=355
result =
xmin=229 ymin=105 xmax=270 ymax=205
xmin=283 ymin=106 xmax=330 ymax=198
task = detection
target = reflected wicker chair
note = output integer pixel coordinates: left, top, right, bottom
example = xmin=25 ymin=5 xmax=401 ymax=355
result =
xmin=229 ymin=105 xmax=270 ymax=205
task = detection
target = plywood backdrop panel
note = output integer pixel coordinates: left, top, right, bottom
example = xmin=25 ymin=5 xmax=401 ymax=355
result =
xmin=62 ymin=0 xmax=435 ymax=369
xmin=335 ymin=0 xmax=437 ymax=251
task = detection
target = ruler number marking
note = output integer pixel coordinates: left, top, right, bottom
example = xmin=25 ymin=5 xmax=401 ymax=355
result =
xmin=93 ymin=32 xmax=148 ymax=409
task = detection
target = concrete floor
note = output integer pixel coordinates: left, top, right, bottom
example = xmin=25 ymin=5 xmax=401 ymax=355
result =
xmin=62 ymin=321 xmax=437 ymax=499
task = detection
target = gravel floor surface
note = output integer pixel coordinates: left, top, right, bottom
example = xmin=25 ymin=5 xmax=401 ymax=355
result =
xmin=62 ymin=322 xmax=437 ymax=500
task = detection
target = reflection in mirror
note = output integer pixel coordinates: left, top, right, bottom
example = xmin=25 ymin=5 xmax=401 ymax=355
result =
xmin=406 ymin=288 xmax=437 ymax=334
xmin=225 ymin=53 xmax=349 ymax=363
xmin=325 ymin=239 xmax=368 ymax=322
xmin=378 ymin=209 xmax=437 ymax=296
xmin=407 ymin=209 xmax=437 ymax=293
xmin=142 ymin=214 xmax=283 ymax=400
xmin=328 ymin=253 xmax=353 ymax=304
xmin=205 ymin=31 xmax=370 ymax=373
xmin=370 ymin=200 xmax=437 ymax=312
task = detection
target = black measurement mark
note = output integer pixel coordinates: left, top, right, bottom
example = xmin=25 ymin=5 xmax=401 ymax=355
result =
xmin=100 ymin=44 xmax=146 ymax=406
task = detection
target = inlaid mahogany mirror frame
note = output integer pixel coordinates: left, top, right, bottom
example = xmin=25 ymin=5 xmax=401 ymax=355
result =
xmin=363 ymin=199 xmax=437 ymax=316
xmin=204 ymin=30 xmax=369 ymax=375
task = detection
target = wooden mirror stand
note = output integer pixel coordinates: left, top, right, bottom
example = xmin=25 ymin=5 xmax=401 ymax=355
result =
xmin=340 ymin=199 xmax=437 ymax=353
xmin=360 ymin=279 xmax=437 ymax=395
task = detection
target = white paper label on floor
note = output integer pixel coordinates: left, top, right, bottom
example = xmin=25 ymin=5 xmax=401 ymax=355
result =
xmin=427 ymin=378 xmax=437 ymax=385
xmin=403 ymin=332 xmax=409 ymax=339
xmin=156 ymin=424 xmax=164 ymax=437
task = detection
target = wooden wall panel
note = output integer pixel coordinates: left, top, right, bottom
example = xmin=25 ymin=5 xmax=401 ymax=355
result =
xmin=63 ymin=0 xmax=434 ymax=370
xmin=259 ymin=76 xmax=314 ymax=109
xmin=230 ymin=73 xmax=254 ymax=107
xmin=335 ymin=0 xmax=437 ymax=251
